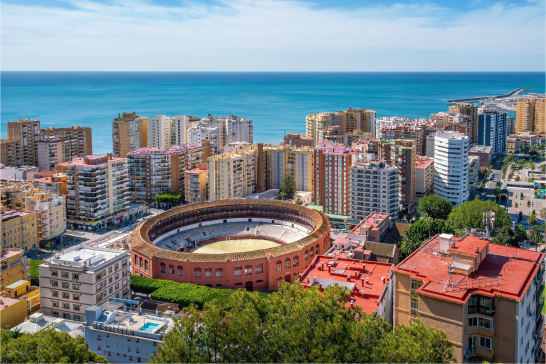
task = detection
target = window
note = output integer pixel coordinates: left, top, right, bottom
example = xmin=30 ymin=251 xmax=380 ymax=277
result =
xmin=467 ymin=336 xmax=477 ymax=354
xmin=109 ymin=267 xmax=112 ymax=273
xmin=275 ymin=261 xmax=282 ymax=272
xmin=97 ymin=335 xmax=102 ymax=340
xmin=72 ymin=273 xmax=79 ymax=280
xmin=53 ymin=301 xmax=59 ymax=307
xmin=74 ymin=315 xmax=81 ymax=321
xmin=284 ymin=258 xmax=291 ymax=270
xmin=62 ymin=282 xmax=69 ymax=289
xmin=169 ymin=265 xmax=175 ymax=275
xmin=73 ymin=284 xmax=79 ymax=290
xmin=144 ymin=261 xmax=148 ymax=271
xmin=128 ymin=346 xmax=131 ymax=352
xmin=136 ymin=348 xmax=140 ymax=353
xmin=62 ymin=272 xmax=69 ymax=278
xmin=97 ymin=345 xmax=102 ymax=350
xmin=194 ymin=268 xmax=202 ymax=278
xmin=63 ymin=313 xmax=70 ymax=319
xmin=153 ymin=341 xmax=157 ymax=346
xmin=73 ymin=294 xmax=80 ymax=301
xmin=410 ymin=297 xmax=419 ymax=317
xmin=52 ymin=280 xmax=58 ymax=287
xmin=63 ymin=303 xmax=70 ymax=309
xmin=255 ymin=263 xmax=263 ymax=275
xmin=52 ymin=291 xmax=59 ymax=297
xmin=410 ymin=279 xmax=423 ymax=292
xmin=178 ymin=267 xmax=183 ymax=276
xmin=205 ymin=267 xmax=213 ymax=278
xmin=62 ymin=292 xmax=69 ymax=299
xmin=305 ymin=250 xmax=309 ymax=260
xmin=138 ymin=358 xmax=141 ymax=363
xmin=160 ymin=263 xmax=166 ymax=274
xmin=468 ymin=295 xmax=494 ymax=315
xmin=293 ymin=256 xmax=299 ymax=267
xmin=234 ymin=266 xmax=243 ymax=277
xmin=310 ymin=248 xmax=314 ymax=258
xmin=479 ymin=336 xmax=492 ymax=350
xmin=52 ymin=271 xmax=58 ymax=277
xmin=74 ymin=304 xmax=80 ymax=311
xmin=245 ymin=265 xmax=253 ymax=275
xmin=216 ymin=268 xmax=223 ymax=278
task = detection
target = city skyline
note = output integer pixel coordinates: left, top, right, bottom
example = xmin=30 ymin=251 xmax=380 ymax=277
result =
xmin=2 ymin=0 xmax=544 ymax=72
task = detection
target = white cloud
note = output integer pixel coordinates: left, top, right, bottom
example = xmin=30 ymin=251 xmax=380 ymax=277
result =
xmin=1 ymin=0 xmax=544 ymax=71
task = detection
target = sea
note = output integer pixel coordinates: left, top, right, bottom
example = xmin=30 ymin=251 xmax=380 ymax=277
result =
xmin=2 ymin=72 xmax=545 ymax=155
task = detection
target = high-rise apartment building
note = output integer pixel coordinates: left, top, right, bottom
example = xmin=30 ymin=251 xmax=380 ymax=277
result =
xmin=375 ymin=117 xmax=412 ymax=139
xmin=478 ymin=109 xmax=507 ymax=156
xmin=39 ymin=126 xmax=93 ymax=157
xmin=379 ymin=124 xmax=426 ymax=156
xmin=57 ymin=155 xmax=130 ymax=230
xmin=306 ymin=108 xmax=376 ymax=145
xmin=207 ymin=143 xmax=265 ymax=201
xmin=515 ymin=98 xmax=546 ymax=133
xmin=394 ymin=233 xmax=545 ymax=363
xmin=449 ymin=104 xmax=479 ymax=143
xmin=36 ymin=136 xmax=79 ymax=171
xmin=148 ymin=114 xmax=187 ymax=150
xmin=434 ymin=131 xmax=469 ymax=206
xmin=425 ymin=134 xmax=436 ymax=158
xmin=39 ymin=244 xmax=131 ymax=321
xmin=314 ymin=141 xmax=357 ymax=216
xmin=0 ymin=139 xmax=23 ymax=167
xmin=184 ymin=164 xmax=208 ymax=204
xmin=186 ymin=115 xmax=253 ymax=154
xmin=415 ymin=156 xmax=434 ymax=198
xmin=348 ymin=158 xmax=399 ymax=221
xmin=127 ymin=143 xmax=212 ymax=202
xmin=6 ymin=119 xmax=41 ymax=167
xmin=0 ymin=206 xmax=38 ymax=252
xmin=265 ymin=144 xmax=314 ymax=192
xmin=111 ymin=112 xmax=148 ymax=158
xmin=506 ymin=116 xmax=516 ymax=135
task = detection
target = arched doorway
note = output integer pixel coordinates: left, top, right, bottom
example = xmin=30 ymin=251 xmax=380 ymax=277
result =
xmin=245 ymin=281 xmax=253 ymax=291
xmin=284 ymin=275 xmax=291 ymax=283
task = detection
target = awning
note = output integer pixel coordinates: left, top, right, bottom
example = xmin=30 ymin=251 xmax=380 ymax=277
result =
xmin=116 ymin=216 xmax=124 ymax=220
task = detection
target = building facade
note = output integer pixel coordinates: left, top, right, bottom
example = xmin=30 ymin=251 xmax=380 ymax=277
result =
xmin=39 ymin=126 xmax=93 ymax=157
xmin=0 ymin=207 xmax=38 ymax=252
xmin=433 ymin=131 xmax=469 ymax=206
xmin=39 ymin=246 xmax=131 ymax=321
xmin=283 ymin=133 xmax=314 ymax=148
xmin=348 ymin=159 xmax=399 ymax=221
xmin=379 ymin=124 xmax=426 ymax=156
xmin=394 ymin=233 xmax=545 ymax=363
xmin=184 ymin=164 xmax=208 ymax=204
xmin=516 ymin=98 xmax=546 ymax=133
xmin=207 ymin=143 xmax=265 ymax=201
xmin=0 ymin=280 xmax=40 ymax=329
xmin=468 ymin=145 xmax=493 ymax=172
xmin=450 ymin=104 xmax=479 ymax=144
xmin=127 ymin=143 xmax=212 ymax=202
xmin=112 ymin=112 xmax=148 ymax=158
xmin=468 ymin=156 xmax=479 ymax=194
xmin=57 ymin=155 xmax=130 ymax=230
xmin=415 ymin=156 xmax=434 ymax=198
xmin=478 ymin=109 xmax=507 ymax=156
xmin=314 ymin=141 xmax=357 ymax=216
xmin=265 ymin=144 xmax=314 ymax=192
xmin=6 ymin=119 xmax=41 ymax=167
xmin=37 ymin=136 xmax=79 ymax=171
xmin=0 ymin=250 xmax=31 ymax=289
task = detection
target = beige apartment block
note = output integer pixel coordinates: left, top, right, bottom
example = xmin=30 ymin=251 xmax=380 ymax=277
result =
xmin=265 ymin=144 xmax=314 ymax=192
xmin=394 ymin=233 xmax=545 ymax=363
xmin=283 ymin=133 xmax=313 ymax=148
xmin=516 ymin=99 xmax=546 ymax=133
xmin=0 ymin=250 xmax=31 ymax=289
xmin=37 ymin=136 xmax=79 ymax=171
xmin=127 ymin=143 xmax=212 ymax=202
xmin=306 ymin=108 xmax=376 ymax=146
xmin=57 ymin=154 xmax=130 ymax=230
xmin=39 ymin=126 xmax=93 ymax=157
xmin=0 ymin=207 xmax=38 ymax=252
xmin=184 ymin=164 xmax=208 ymax=204
xmin=112 ymin=112 xmax=148 ymax=158
xmin=39 ymin=245 xmax=131 ymax=321
xmin=415 ymin=156 xmax=434 ymax=198
xmin=6 ymin=119 xmax=41 ymax=167
xmin=0 ymin=139 xmax=23 ymax=167
xmin=207 ymin=143 xmax=265 ymax=201
xmin=450 ymin=104 xmax=479 ymax=143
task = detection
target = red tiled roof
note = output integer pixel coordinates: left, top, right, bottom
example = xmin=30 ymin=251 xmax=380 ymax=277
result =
xmin=395 ymin=234 xmax=545 ymax=304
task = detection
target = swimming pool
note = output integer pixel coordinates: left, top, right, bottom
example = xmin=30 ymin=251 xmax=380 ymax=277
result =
xmin=138 ymin=322 xmax=160 ymax=333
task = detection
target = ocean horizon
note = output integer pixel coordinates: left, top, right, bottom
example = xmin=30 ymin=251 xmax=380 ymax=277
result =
xmin=2 ymin=71 xmax=545 ymax=155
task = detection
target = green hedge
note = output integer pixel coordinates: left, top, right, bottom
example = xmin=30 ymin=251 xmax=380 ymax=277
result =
xmin=130 ymin=276 xmax=176 ymax=295
xmin=30 ymin=260 xmax=43 ymax=286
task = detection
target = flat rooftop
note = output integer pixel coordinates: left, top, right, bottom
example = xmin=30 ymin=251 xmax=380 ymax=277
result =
xmin=44 ymin=247 xmax=125 ymax=270
xmin=395 ymin=234 xmax=544 ymax=304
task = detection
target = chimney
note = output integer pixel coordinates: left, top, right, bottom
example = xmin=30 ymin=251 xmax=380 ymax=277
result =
xmin=299 ymin=273 xmax=303 ymax=281
xmin=362 ymin=264 xmax=366 ymax=272
xmin=328 ymin=265 xmax=331 ymax=273
xmin=475 ymin=247 xmax=479 ymax=253
xmin=366 ymin=278 xmax=369 ymax=284
xmin=318 ymin=264 xmax=322 ymax=271
xmin=381 ymin=277 xmax=385 ymax=283
xmin=350 ymin=300 xmax=355 ymax=308
xmin=345 ymin=264 xmax=349 ymax=269
xmin=347 ymin=274 xmax=351 ymax=282
xmin=319 ymin=283 xmax=322 ymax=290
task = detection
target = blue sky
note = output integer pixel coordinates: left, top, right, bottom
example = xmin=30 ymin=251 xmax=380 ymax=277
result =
xmin=2 ymin=0 xmax=544 ymax=71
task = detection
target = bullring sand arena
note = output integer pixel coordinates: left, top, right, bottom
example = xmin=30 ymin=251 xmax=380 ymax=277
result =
xmin=131 ymin=199 xmax=330 ymax=291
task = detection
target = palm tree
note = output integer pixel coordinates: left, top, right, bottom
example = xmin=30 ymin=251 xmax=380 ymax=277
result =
xmin=530 ymin=163 xmax=536 ymax=178
xmin=529 ymin=225 xmax=543 ymax=251
xmin=528 ymin=213 xmax=537 ymax=226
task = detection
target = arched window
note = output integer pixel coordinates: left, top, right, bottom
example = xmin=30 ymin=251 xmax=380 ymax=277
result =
xmin=139 ymin=257 xmax=143 ymax=268
xmin=134 ymin=255 xmax=138 ymax=265
xmin=255 ymin=263 xmax=263 ymax=275
xmin=177 ymin=266 xmax=183 ymax=276
xmin=293 ymin=256 xmax=299 ymax=267
xmin=245 ymin=264 xmax=253 ymax=275
xmin=316 ymin=244 xmax=320 ymax=256
xmin=310 ymin=248 xmax=314 ymax=258
xmin=169 ymin=265 xmax=175 ymax=275
xmin=144 ymin=260 xmax=148 ymax=271
xmin=234 ymin=265 xmax=243 ymax=277
xmin=275 ymin=260 xmax=282 ymax=272
xmin=205 ymin=267 xmax=212 ymax=278
xmin=194 ymin=268 xmax=202 ymax=278
xmin=284 ymin=258 xmax=291 ymax=270
xmin=305 ymin=250 xmax=309 ymax=260
xmin=160 ymin=263 xmax=166 ymax=274
xmin=216 ymin=268 xmax=223 ymax=278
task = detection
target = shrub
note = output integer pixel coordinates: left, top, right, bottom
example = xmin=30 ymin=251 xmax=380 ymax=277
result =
xmin=30 ymin=260 xmax=43 ymax=286
xmin=130 ymin=276 xmax=176 ymax=295
xmin=150 ymin=283 xmax=235 ymax=309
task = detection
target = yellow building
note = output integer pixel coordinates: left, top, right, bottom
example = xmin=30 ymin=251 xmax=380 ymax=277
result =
xmin=112 ymin=112 xmax=149 ymax=158
xmin=450 ymin=104 xmax=479 ymax=143
xmin=265 ymin=144 xmax=314 ymax=192
xmin=516 ymin=98 xmax=546 ymax=133
xmin=0 ymin=279 xmax=40 ymax=329
xmin=0 ymin=250 xmax=30 ymax=289
xmin=306 ymin=108 xmax=377 ymax=145
xmin=184 ymin=164 xmax=209 ymax=203
xmin=207 ymin=143 xmax=265 ymax=201
xmin=1 ymin=205 xmax=38 ymax=252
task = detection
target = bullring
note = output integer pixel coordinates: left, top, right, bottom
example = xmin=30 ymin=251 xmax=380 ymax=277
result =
xmin=131 ymin=199 xmax=331 ymax=291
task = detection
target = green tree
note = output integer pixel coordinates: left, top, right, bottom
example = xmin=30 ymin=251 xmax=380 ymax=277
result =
xmin=529 ymin=225 xmax=543 ymax=247
xmin=448 ymin=199 xmax=512 ymax=231
xmin=542 ymin=164 xmax=546 ymax=173
xmin=514 ymin=224 xmax=528 ymax=243
xmin=155 ymin=191 xmax=184 ymax=206
xmin=491 ymin=225 xmax=519 ymax=247
xmin=539 ymin=207 xmax=546 ymax=222
xmin=279 ymin=168 xmax=296 ymax=200
xmin=475 ymin=194 xmax=482 ymax=201
xmin=30 ymin=260 xmax=43 ymax=286
xmin=0 ymin=328 xmax=108 ymax=363
xmin=417 ymin=194 xmax=452 ymax=220
xmin=150 ymin=282 xmax=453 ymax=364
xmin=400 ymin=218 xmax=454 ymax=259
xmin=528 ymin=213 xmax=537 ymax=226
xmin=530 ymin=163 xmax=536 ymax=177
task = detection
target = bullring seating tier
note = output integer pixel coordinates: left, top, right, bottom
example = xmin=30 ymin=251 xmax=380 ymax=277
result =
xmin=155 ymin=222 xmax=307 ymax=251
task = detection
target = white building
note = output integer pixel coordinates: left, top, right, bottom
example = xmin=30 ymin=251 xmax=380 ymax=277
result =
xmin=148 ymin=114 xmax=187 ymax=150
xmin=375 ymin=117 xmax=412 ymax=138
xmin=187 ymin=115 xmax=253 ymax=154
xmin=433 ymin=131 xmax=469 ymax=206
xmin=188 ymin=124 xmax=221 ymax=154
xmin=225 ymin=116 xmax=253 ymax=145
xmin=425 ymin=134 xmax=436 ymax=158
xmin=39 ymin=235 xmax=131 ymax=321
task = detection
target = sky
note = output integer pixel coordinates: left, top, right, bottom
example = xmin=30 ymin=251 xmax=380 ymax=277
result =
xmin=2 ymin=0 xmax=545 ymax=71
